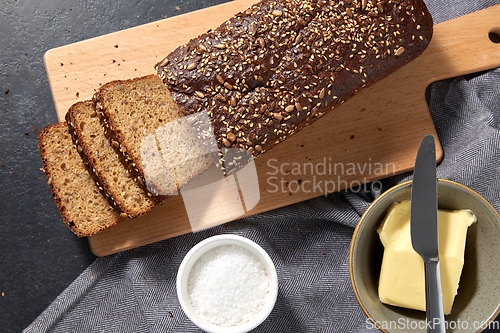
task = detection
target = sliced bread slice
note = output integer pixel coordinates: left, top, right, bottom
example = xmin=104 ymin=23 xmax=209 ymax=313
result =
xmin=38 ymin=122 xmax=123 ymax=237
xmin=94 ymin=74 xmax=184 ymax=195
xmin=94 ymin=74 xmax=214 ymax=196
xmin=65 ymin=100 xmax=161 ymax=218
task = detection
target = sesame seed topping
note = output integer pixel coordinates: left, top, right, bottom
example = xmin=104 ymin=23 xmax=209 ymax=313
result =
xmin=272 ymin=9 xmax=283 ymax=17
xmin=394 ymin=46 xmax=405 ymax=56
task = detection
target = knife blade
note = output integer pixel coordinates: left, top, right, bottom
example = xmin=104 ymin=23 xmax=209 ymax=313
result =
xmin=410 ymin=135 xmax=446 ymax=333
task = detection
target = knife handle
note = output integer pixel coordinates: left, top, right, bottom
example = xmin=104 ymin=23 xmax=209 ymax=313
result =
xmin=424 ymin=260 xmax=447 ymax=333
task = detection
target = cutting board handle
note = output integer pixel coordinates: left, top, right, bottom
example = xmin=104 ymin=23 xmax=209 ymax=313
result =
xmin=412 ymin=4 xmax=500 ymax=86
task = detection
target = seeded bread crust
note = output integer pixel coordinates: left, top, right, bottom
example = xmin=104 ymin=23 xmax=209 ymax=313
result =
xmin=38 ymin=122 xmax=124 ymax=237
xmin=65 ymin=101 xmax=162 ymax=218
xmin=157 ymin=0 xmax=433 ymax=158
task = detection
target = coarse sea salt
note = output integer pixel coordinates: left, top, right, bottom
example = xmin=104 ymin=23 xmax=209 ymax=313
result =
xmin=187 ymin=244 xmax=271 ymax=327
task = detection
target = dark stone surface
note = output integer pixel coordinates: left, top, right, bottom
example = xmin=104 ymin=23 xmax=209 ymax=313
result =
xmin=0 ymin=1 xmax=230 ymax=332
xmin=2 ymin=1 xmax=499 ymax=332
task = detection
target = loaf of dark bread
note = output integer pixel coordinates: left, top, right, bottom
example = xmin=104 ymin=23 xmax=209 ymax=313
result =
xmin=38 ymin=122 xmax=124 ymax=237
xmin=65 ymin=101 xmax=161 ymax=217
xmin=156 ymin=0 xmax=433 ymax=158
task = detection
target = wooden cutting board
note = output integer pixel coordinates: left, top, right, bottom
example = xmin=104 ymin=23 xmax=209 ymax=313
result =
xmin=44 ymin=1 xmax=500 ymax=256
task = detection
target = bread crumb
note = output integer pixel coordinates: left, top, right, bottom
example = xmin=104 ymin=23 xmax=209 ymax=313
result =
xmin=1 ymin=292 xmax=4 ymax=297
xmin=24 ymin=132 xmax=29 ymax=135
xmin=4 ymin=89 xmax=8 ymax=94
xmin=175 ymin=6 xmax=180 ymax=11
xmin=114 ymin=45 xmax=118 ymax=48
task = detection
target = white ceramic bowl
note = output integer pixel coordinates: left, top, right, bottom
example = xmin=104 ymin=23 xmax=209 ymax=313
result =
xmin=177 ymin=234 xmax=278 ymax=333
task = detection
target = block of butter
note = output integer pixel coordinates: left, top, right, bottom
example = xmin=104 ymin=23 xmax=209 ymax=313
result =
xmin=377 ymin=200 xmax=476 ymax=315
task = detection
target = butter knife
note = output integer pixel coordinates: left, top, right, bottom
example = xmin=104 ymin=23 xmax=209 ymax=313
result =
xmin=410 ymin=135 xmax=446 ymax=333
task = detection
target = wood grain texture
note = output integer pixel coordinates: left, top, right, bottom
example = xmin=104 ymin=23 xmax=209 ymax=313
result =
xmin=44 ymin=1 xmax=500 ymax=256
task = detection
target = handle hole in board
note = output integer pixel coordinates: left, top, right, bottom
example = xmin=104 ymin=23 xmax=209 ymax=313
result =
xmin=489 ymin=28 xmax=500 ymax=44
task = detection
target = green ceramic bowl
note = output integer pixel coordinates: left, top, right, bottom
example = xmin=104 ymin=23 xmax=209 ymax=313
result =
xmin=349 ymin=179 xmax=500 ymax=333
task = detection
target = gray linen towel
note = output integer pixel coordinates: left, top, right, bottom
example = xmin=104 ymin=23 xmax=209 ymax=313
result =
xmin=25 ymin=0 xmax=500 ymax=332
